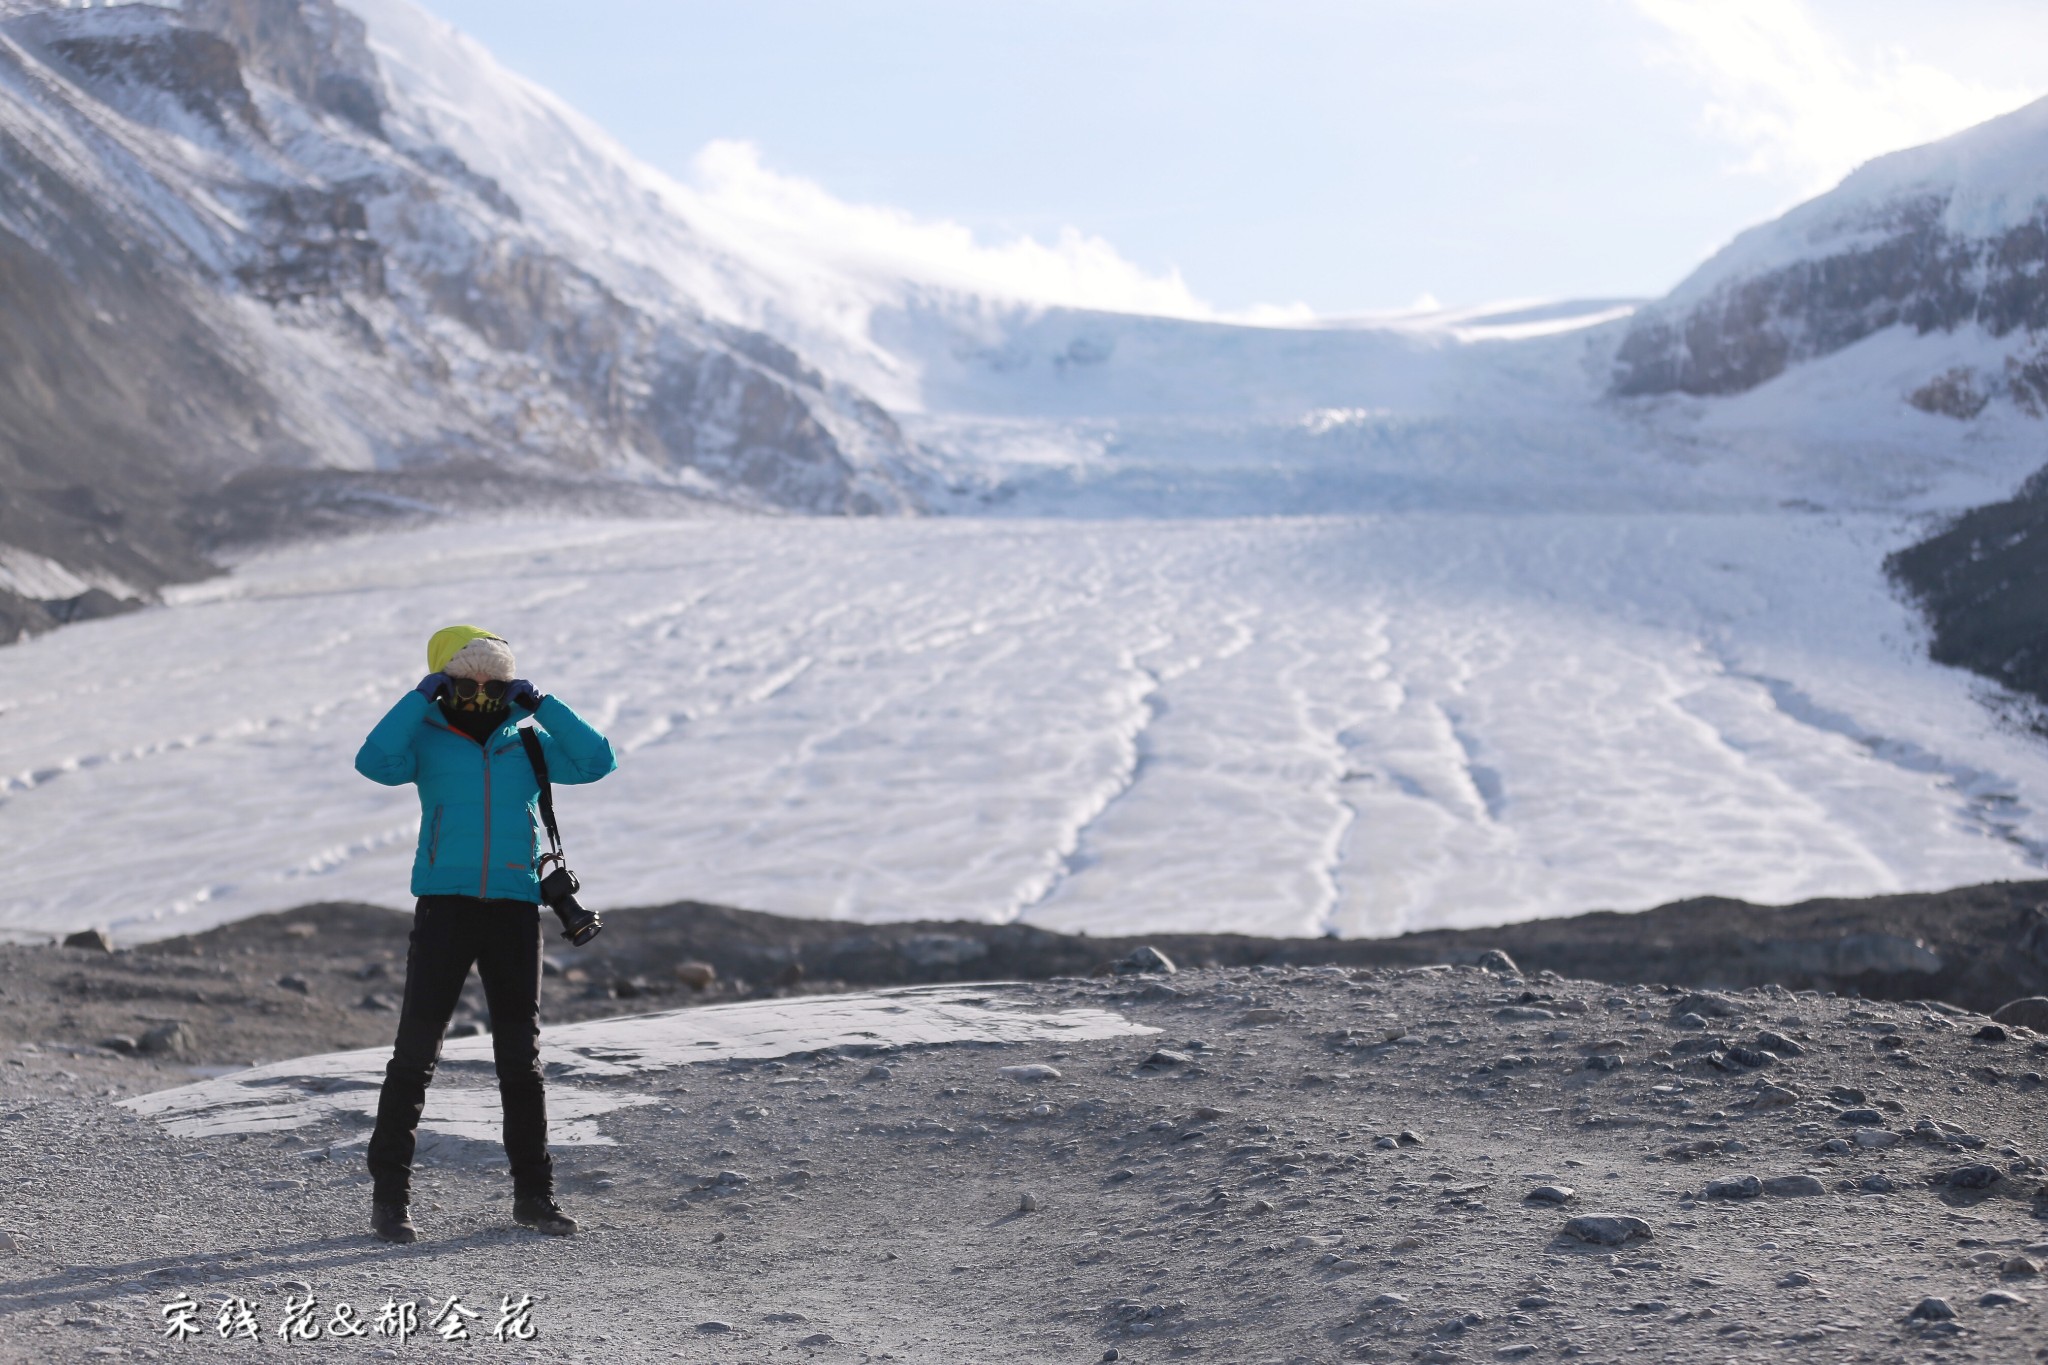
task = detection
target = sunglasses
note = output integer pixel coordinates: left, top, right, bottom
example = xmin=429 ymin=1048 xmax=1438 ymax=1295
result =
xmin=446 ymin=677 xmax=510 ymax=701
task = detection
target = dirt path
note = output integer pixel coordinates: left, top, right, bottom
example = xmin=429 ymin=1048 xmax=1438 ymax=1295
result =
xmin=4 ymin=950 xmax=2047 ymax=1362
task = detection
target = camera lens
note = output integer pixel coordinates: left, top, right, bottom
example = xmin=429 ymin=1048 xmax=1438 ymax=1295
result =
xmin=552 ymin=897 xmax=601 ymax=946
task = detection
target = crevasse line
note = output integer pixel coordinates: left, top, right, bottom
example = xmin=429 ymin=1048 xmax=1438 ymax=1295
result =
xmin=1005 ymin=653 xmax=1168 ymax=922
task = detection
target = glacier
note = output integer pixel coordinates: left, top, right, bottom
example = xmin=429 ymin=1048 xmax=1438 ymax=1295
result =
xmin=5 ymin=508 xmax=2047 ymax=944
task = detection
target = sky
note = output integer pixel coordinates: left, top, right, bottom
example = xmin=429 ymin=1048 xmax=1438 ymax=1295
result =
xmin=409 ymin=0 xmax=2048 ymax=319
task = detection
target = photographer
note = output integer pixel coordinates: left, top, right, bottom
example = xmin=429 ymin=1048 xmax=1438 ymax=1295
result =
xmin=353 ymin=625 xmax=617 ymax=1244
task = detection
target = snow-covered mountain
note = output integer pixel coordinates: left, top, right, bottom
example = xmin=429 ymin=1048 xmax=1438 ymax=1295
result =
xmin=0 ymin=0 xmax=913 ymax=640
xmin=1612 ymin=95 xmax=2048 ymax=410
xmin=337 ymin=0 xmax=1903 ymax=519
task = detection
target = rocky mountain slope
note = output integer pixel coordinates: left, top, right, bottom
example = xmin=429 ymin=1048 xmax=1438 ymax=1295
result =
xmin=0 ymin=0 xmax=911 ymax=642
xmin=1610 ymin=96 xmax=2048 ymax=407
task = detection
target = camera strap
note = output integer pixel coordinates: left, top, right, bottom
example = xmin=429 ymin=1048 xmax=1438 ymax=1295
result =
xmin=518 ymin=726 xmax=565 ymax=862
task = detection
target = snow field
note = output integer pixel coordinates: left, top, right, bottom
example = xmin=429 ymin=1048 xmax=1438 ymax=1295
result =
xmin=4 ymin=511 xmax=2046 ymax=945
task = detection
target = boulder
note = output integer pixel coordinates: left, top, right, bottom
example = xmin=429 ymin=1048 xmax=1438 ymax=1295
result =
xmin=1113 ymin=945 xmax=1178 ymax=976
xmin=138 ymin=1022 xmax=196 ymax=1059
xmin=1562 ymin=1215 xmax=1652 ymax=1246
xmin=673 ymin=961 xmax=717 ymax=990
xmin=1993 ymin=997 xmax=2048 ymax=1032
xmin=1701 ymin=1176 xmax=1762 ymax=1200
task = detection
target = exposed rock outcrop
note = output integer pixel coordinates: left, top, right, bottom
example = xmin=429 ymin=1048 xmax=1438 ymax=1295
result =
xmin=1613 ymin=196 xmax=2048 ymax=400
xmin=1886 ymin=469 xmax=2048 ymax=712
xmin=1610 ymin=96 xmax=2048 ymax=405
xmin=165 ymin=877 xmax=2048 ymax=1016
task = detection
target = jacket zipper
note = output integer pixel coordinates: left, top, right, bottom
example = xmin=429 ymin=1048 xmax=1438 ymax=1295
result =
xmin=427 ymin=806 xmax=443 ymax=866
xmin=479 ymin=738 xmax=493 ymax=898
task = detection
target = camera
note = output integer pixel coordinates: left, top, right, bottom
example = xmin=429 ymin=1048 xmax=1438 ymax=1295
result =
xmin=539 ymin=861 xmax=601 ymax=946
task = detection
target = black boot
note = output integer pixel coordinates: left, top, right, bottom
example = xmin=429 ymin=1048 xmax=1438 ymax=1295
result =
xmin=371 ymin=1200 xmax=417 ymax=1244
xmin=512 ymin=1193 xmax=577 ymax=1236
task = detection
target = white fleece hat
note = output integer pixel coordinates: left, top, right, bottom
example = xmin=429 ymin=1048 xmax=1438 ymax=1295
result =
xmin=440 ymin=635 xmax=517 ymax=681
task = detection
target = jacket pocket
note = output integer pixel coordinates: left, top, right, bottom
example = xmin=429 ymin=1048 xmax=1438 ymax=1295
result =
xmin=427 ymin=806 xmax=444 ymax=866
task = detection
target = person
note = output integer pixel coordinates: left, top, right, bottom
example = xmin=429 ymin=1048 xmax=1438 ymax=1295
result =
xmin=353 ymin=625 xmax=618 ymax=1244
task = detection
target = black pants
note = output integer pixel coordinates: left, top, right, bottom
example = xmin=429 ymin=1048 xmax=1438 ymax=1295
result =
xmin=367 ymin=896 xmax=552 ymax=1202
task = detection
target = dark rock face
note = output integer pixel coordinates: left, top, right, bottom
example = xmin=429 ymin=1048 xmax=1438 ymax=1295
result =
xmin=233 ymin=186 xmax=385 ymax=303
xmin=0 ymin=589 xmax=54 ymax=645
xmin=183 ymin=0 xmax=388 ymax=135
xmin=1612 ymin=195 xmax=2048 ymax=399
xmin=1886 ymin=469 xmax=2048 ymax=710
xmin=0 ymin=0 xmax=912 ymax=616
xmin=1908 ymin=368 xmax=1992 ymax=419
xmin=46 ymin=25 xmax=262 ymax=132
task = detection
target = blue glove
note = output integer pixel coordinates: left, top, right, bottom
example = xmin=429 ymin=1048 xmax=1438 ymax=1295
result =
xmin=415 ymin=672 xmax=451 ymax=701
xmin=507 ymin=678 xmax=544 ymax=712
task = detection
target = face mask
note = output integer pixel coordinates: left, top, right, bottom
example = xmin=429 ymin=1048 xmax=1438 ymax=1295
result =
xmin=439 ymin=697 xmax=504 ymax=742
xmin=445 ymin=676 xmax=509 ymax=712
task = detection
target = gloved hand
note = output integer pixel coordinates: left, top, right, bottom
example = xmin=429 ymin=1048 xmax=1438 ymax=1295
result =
xmin=415 ymin=672 xmax=451 ymax=701
xmin=506 ymin=678 xmax=544 ymax=712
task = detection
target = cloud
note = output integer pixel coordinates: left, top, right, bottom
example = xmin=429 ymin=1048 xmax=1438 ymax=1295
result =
xmin=684 ymin=140 xmax=1316 ymax=322
xmin=1631 ymin=0 xmax=2035 ymax=191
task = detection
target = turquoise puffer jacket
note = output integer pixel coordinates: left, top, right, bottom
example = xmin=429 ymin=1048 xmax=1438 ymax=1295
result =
xmin=354 ymin=692 xmax=618 ymax=901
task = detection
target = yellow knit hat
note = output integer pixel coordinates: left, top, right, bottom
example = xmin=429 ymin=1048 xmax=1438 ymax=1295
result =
xmin=427 ymin=625 xmax=508 ymax=675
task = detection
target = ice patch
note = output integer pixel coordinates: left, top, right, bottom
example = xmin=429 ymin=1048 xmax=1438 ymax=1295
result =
xmin=0 ymin=546 xmax=91 ymax=600
xmin=119 ymin=985 xmax=1158 ymax=1143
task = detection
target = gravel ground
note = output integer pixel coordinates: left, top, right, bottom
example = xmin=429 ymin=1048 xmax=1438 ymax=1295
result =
xmin=4 ymin=954 xmax=2048 ymax=1363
